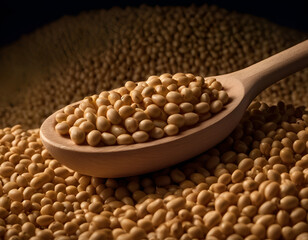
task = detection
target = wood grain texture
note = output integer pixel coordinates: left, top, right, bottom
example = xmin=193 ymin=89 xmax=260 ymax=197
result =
xmin=40 ymin=40 xmax=308 ymax=178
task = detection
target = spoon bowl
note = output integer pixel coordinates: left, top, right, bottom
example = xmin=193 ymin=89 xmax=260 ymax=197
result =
xmin=40 ymin=40 xmax=308 ymax=178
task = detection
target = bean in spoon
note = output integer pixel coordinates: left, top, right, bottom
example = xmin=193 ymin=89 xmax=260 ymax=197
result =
xmin=40 ymin=40 xmax=308 ymax=178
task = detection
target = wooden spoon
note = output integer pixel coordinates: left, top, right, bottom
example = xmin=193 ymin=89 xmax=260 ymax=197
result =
xmin=40 ymin=40 xmax=308 ymax=178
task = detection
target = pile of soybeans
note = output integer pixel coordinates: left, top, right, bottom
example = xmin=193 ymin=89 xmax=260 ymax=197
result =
xmin=0 ymin=4 xmax=308 ymax=240
xmin=55 ymin=75 xmax=229 ymax=146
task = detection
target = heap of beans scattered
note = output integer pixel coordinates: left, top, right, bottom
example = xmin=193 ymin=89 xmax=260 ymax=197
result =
xmin=0 ymin=102 xmax=308 ymax=240
xmin=55 ymin=74 xmax=229 ymax=146
xmin=0 ymin=3 xmax=308 ymax=240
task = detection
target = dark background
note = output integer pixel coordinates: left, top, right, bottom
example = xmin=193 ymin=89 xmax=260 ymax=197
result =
xmin=1 ymin=0 xmax=308 ymax=48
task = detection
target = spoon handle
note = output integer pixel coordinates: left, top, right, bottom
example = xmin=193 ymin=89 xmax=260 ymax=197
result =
xmin=230 ymin=40 xmax=308 ymax=102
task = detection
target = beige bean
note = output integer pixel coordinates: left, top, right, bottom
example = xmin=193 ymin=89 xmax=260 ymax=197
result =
xmin=30 ymin=173 xmax=50 ymax=189
xmin=153 ymin=120 xmax=167 ymax=129
xmin=150 ymin=127 xmax=164 ymax=139
xmin=264 ymin=181 xmax=280 ymax=200
xmin=277 ymin=210 xmax=290 ymax=226
xmin=281 ymin=226 xmax=295 ymax=240
xmin=179 ymin=102 xmax=194 ymax=113
xmin=293 ymin=222 xmax=308 ymax=236
xmin=84 ymin=112 xmax=96 ymax=124
xmin=106 ymin=108 xmax=122 ymax=125
xmin=55 ymin=122 xmax=70 ymax=135
xmin=141 ymin=86 xmax=155 ymax=97
xmin=151 ymin=94 xmax=167 ymax=107
xmin=210 ymin=100 xmax=223 ymax=113
xmin=290 ymin=207 xmax=306 ymax=224
xmin=146 ymin=199 xmax=164 ymax=214
xmin=130 ymin=226 xmax=147 ymax=240
xmin=256 ymin=214 xmax=275 ymax=227
xmin=233 ymin=223 xmax=250 ymax=237
xmin=218 ymin=90 xmax=229 ymax=104
xmin=36 ymin=215 xmax=54 ymax=227
xmin=166 ymin=197 xmax=186 ymax=212
xmin=215 ymin=197 xmax=230 ymax=213
xmin=139 ymin=119 xmax=154 ymax=132
xmin=79 ymin=120 xmax=95 ymax=133
xmin=96 ymin=116 xmax=111 ymax=132
xmin=133 ymin=111 xmax=149 ymax=122
xmin=145 ymin=104 xmax=161 ymax=118
xmin=110 ymin=125 xmax=126 ymax=137
xmin=132 ymin=131 xmax=149 ymax=143
xmin=69 ymin=127 xmax=85 ymax=144
xmin=155 ymin=85 xmax=168 ymax=96
xmin=167 ymin=114 xmax=185 ymax=128
xmin=280 ymin=147 xmax=295 ymax=163
xmin=147 ymin=76 xmax=161 ymax=87
xmin=180 ymin=88 xmax=194 ymax=101
xmin=151 ymin=209 xmax=167 ymax=227
xmin=184 ymin=112 xmax=199 ymax=126
xmin=296 ymin=232 xmax=308 ymax=240
xmin=166 ymin=91 xmax=182 ymax=104
xmin=124 ymin=117 xmax=139 ymax=133
xmin=203 ymin=211 xmax=221 ymax=228
xmin=86 ymin=130 xmax=102 ymax=146
xmin=163 ymin=124 xmax=179 ymax=136
xmin=161 ymin=76 xmax=175 ymax=86
xmin=125 ymin=81 xmax=136 ymax=91
xmin=238 ymin=158 xmax=254 ymax=172
xmin=258 ymin=201 xmax=277 ymax=214
xmin=187 ymin=225 xmax=204 ymax=239
xmin=108 ymin=91 xmax=121 ymax=105
xmin=280 ymin=196 xmax=299 ymax=210
xmin=164 ymin=103 xmax=180 ymax=115
xmin=200 ymin=93 xmax=210 ymax=103
xmin=137 ymin=219 xmax=153 ymax=233
xmin=97 ymin=105 xmax=108 ymax=116
xmin=66 ymin=114 xmax=78 ymax=126
xmin=55 ymin=112 xmax=68 ymax=123
xmin=120 ymin=219 xmax=136 ymax=232
xmin=101 ymin=132 xmax=117 ymax=145
xmin=251 ymin=224 xmax=266 ymax=239
xmin=194 ymin=102 xmax=210 ymax=114
xmin=131 ymin=90 xmax=143 ymax=103
xmin=96 ymin=98 xmax=110 ymax=108
xmin=117 ymin=134 xmax=134 ymax=145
